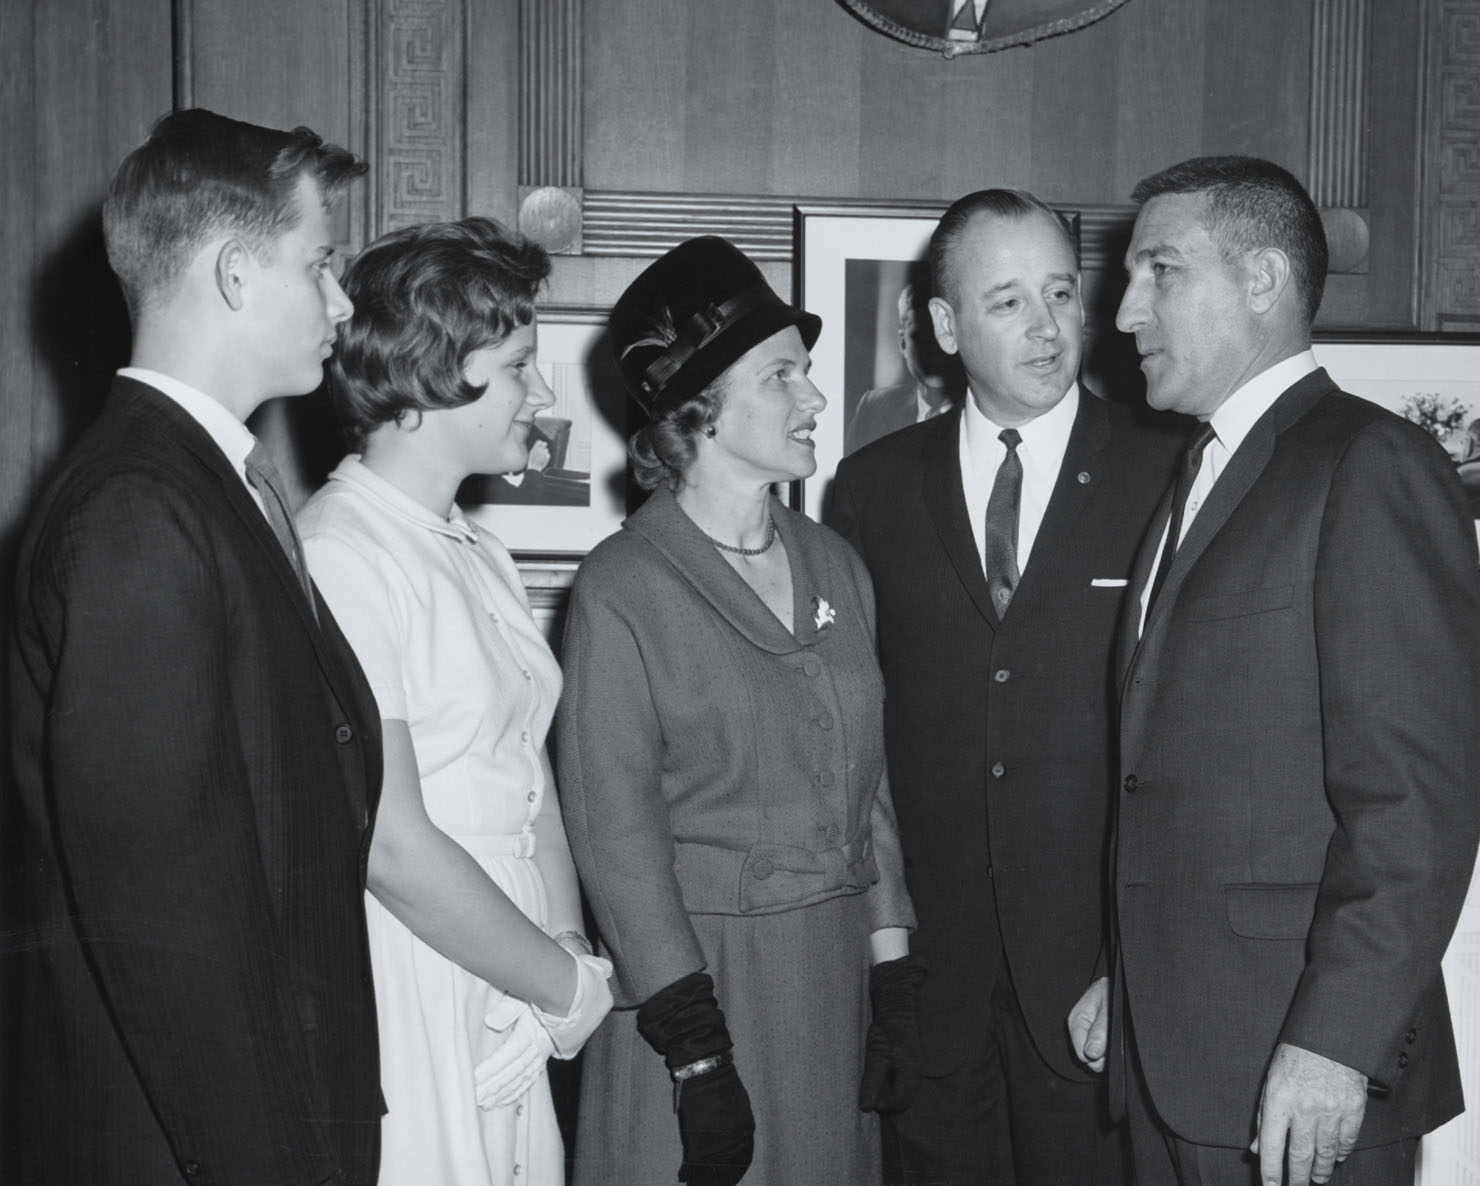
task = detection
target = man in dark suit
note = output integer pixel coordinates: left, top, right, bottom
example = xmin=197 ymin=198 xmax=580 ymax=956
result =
xmin=846 ymin=281 xmax=959 ymax=454
xmin=831 ymin=189 xmax=1181 ymax=1185
xmin=5 ymin=109 xmax=384 ymax=1185
xmin=1068 ymin=156 xmax=1480 ymax=1186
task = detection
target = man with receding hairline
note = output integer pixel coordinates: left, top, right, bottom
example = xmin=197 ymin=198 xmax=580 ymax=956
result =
xmin=5 ymin=108 xmax=383 ymax=1186
xmin=832 ymin=188 xmax=1180 ymax=1185
xmin=1067 ymin=155 xmax=1480 ymax=1186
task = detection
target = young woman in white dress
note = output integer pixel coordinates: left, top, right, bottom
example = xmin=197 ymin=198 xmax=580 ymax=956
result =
xmin=298 ymin=217 xmax=612 ymax=1186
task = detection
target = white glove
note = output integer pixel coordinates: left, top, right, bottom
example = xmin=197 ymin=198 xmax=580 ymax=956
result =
xmin=533 ymin=949 xmax=614 ymax=1060
xmin=474 ymin=995 xmax=553 ymax=1109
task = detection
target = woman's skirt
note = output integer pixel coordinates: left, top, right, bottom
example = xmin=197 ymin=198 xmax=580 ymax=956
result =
xmin=571 ymin=889 xmax=878 ymax=1186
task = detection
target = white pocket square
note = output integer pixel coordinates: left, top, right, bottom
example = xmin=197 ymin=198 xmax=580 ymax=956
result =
xmin=1090 ymin=578 xmax=1129 ymax=587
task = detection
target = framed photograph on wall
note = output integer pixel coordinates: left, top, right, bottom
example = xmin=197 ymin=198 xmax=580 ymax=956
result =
xmin=462 ymin=307 xmax=634 ymax=559
xmin=793 ymin=203 xmax=951 ymax=519
xmin=1313 ymin=332 xmax=1480 ymax=519
xmin=793 ymin=201 xmax=1108 ymax=521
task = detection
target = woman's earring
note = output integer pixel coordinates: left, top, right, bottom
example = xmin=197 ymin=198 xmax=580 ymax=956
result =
xmin=702 ymin=425 xmax=717 ymax=438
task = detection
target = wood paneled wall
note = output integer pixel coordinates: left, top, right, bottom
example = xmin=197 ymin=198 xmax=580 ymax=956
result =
xmin=0 ymin=0 xmax=1469 ymax=597
xmin=0 ymin=0 xmax=170 ymax=685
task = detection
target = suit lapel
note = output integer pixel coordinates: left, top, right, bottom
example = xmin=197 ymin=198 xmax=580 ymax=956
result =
xmin=625 ymin=486 xmax=808 ymax=653
xmin=1116 ymin=485 xmax=1172 ymax=692
xmin=919 ymin=411 xmax=999 ymax=628
xmin=1119 ymin=370 xmax=1338 ymax=691
xmin=115 ymin=381 xmax=368 ymax=720
xmin=1011 ymin=393 xmax=1111 ymax=608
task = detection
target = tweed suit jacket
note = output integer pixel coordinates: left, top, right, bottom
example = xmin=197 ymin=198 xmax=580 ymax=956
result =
xmin=1112 ymin=368 xmax=1480 ymax=1147
xmin=5 ymin=378 xmax=384 ymax=1186
xmin=830 ymin=390 xmax=1182 ymax=1080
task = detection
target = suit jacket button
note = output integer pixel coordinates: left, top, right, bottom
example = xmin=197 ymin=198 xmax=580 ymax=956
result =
xmin=334 ymin=723 xmax=354 ymax=744
xmin=752 ymin=859 xmax=774 ymax=880
xmin=1123 ymin=774 xmax=1139 ymax=793
xmin=993 ymin=668 xmax=1010 ymax=683
xmin=991 ymin=762 xmax=1005 ymax=778
xmin=1398 ymin=1050 xmax=1410 ymax=1069
xmin=1406 ymin=1028 xmax=1417 ymax=1044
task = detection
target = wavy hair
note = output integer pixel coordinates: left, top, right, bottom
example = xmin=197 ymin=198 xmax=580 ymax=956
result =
xmin=330 ymin=217 xmax=551 ymax=451
xmin=628 ymin=369 xmax=731 ymax=491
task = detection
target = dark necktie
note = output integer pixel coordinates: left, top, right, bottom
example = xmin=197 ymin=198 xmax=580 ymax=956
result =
xmin=244 ymin=442 xmax=317 ymax=620
xmin=983 ymin=428 xmax=1023 ymax=615
xmin=1146 ymin=421 xmax=1217 ymax=615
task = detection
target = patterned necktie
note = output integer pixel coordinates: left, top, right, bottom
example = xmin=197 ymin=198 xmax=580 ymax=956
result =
xmin=1146 ymin=421 xmax=1217 ymax=616
xmin=983 ymin=428 xmax=1023 ymax=615
xmin=244 ymin=442 xmax=317 ymax=620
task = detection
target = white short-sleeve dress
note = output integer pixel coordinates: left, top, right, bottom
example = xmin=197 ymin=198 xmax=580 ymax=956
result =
xmin=299 ymin=456 xmax=565 ymax=1186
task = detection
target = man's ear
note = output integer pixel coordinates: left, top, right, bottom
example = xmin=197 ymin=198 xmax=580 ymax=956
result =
xmin=927 ymin=295 xmax=960 ymax=356
xmin=213 ymin=238 xmax=250 ymax=312
xmin=1246 ymin=247 xmax=1291 ymax=316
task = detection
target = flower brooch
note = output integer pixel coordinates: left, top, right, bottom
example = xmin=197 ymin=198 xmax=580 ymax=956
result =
xmin=812 ymin=596 xmax=836 ymax=631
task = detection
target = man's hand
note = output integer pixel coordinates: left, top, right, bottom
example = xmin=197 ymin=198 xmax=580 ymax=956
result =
xmin=1066 ymin=976 xmax=1109 ymax=1072
xmin=1252 ymin=1042 xmax=1367 ymax=1186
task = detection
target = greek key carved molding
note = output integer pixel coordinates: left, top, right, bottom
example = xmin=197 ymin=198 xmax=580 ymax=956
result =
xmin=1427 ymin=0 xmax=1480 ymax=325
xmin=373 ymin=0 xmax=464 ymax=233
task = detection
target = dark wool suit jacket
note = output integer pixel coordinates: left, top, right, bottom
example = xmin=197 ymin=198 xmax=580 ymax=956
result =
xmin=830 ymin=390 xmax=1182 ymax=1080
xmin=5 ymin=378 xmax=384 ymax=1186
xmin=1112 ymin=369 xmax=1480 ymax=1148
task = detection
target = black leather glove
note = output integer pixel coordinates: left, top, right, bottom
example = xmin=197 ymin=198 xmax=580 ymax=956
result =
xmin=858 ymin=953 xmax=927 ymax=1114
xmin=636 ymin=971 xmax=755 ymax=1186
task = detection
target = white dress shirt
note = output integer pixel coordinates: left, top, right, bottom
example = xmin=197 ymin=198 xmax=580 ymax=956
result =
xmin=959 ymin=382 xmax=1080 ymax=577
xmin=118 ymin=366 xmax=267 ymax=516
xmin=1137 ymin=350 xmax=1319 ymax=633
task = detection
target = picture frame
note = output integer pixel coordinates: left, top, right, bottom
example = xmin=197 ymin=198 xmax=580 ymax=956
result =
xmin=1312 ymin=332 xmax=1480 ymax=518
xmin=462 ymin=307 xmax=633 ymax=560
xmin=793 ymin=203 xmax=952 ymax=520
xmin=794 ymin=200 xmax=1137 ymax=521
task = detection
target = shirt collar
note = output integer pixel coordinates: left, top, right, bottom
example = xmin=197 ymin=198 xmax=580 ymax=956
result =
xmin=1207 ymin=351 xmax=1319 ymax=456
xmin=326 ymin=455 xmax=482 ymax=544
xmin=915 ymin=383 xmax=949 ymax=423
xmin=119 ymin=366 xmax=257 ymax=474
xmin=961 ymin=380 xmax=1079 ymax=463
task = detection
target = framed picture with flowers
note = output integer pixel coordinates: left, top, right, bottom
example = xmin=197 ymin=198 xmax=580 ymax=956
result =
xmin=1312 ymin=332 xmax=1480 ymax=520
xmin=462 ymin=307 xmax=635 ymax=561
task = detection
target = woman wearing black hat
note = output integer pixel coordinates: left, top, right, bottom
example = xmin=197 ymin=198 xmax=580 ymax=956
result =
xmin=557 ymin=237 xmax=922 ymax=1185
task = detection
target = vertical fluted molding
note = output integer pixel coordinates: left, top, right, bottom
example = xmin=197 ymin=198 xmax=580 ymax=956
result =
xmin=171 ymin=0 xmax=193 ymax=110
xmin=1308 ymin=0 xmax=1371 ymax=208
xmin=518 ymin=0 xmax=582 ymax=188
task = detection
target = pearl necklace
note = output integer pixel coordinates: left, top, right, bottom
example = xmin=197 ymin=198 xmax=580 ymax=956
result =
xmin=704 ymin=515 xmax=777 ymax=557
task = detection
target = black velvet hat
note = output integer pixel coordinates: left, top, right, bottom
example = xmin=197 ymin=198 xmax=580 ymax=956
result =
xmin=609 ymin=236 xmax=822 ymax=415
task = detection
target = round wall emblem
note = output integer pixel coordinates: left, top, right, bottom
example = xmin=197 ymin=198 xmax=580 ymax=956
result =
xmin=837 ymin=0 xmax=1133 ymax=57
